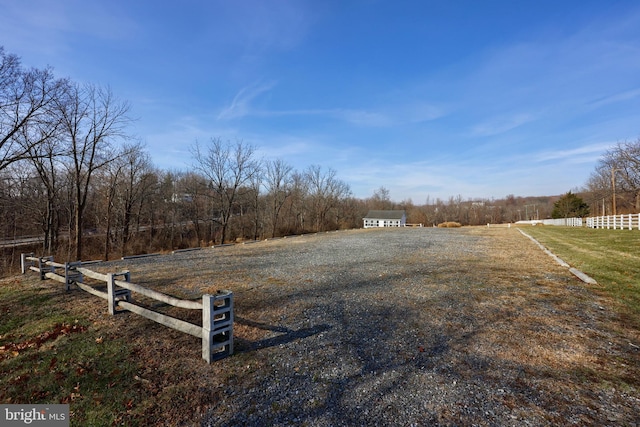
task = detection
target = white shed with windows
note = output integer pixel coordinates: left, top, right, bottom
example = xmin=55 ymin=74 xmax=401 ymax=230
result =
xmin=363 ymin=210 xmax=406 ymax=228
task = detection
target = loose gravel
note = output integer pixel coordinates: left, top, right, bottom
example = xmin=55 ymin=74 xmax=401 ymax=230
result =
xmin=89 ymin=227 xmax=639 ymax=427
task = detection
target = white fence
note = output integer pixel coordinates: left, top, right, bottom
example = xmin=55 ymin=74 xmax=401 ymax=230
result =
xmin=586 ymin=214 xmax=640 ymax=230
xmin=518 ymin=214 xmax=640 ymax=230
xmin=20 ymin=253 xmax=233 ymax=363
xmin=541 ymin=218 xmax=584 ymax=227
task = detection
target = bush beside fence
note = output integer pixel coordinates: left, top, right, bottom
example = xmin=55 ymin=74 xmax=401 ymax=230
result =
xmin=20 ymin=253 xmax=233 ymax=363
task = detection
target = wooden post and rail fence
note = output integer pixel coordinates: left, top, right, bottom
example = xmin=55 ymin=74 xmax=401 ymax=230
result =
xmin=20 ymin=253 xmax=233 ymax=363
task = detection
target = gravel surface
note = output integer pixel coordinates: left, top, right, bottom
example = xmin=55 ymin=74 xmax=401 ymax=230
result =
xmin=91 ymin=227 xmax=639 ymax=427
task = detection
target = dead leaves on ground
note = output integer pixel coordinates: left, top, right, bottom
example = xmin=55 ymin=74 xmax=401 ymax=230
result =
xmin=0 ymin=322 xmax=87 ymax=359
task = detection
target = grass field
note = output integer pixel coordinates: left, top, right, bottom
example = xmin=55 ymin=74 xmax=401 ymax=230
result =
xmin=520 ymin=225 xmax=640 ymax=326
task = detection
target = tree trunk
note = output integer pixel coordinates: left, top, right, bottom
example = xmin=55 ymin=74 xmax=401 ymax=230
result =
xmin=104 ymin=195 xmax=112 ymax=261
xmin=75 ymin=205 xmax=82 ymax=260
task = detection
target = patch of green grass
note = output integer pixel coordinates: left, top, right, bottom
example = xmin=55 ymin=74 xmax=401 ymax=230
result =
xmin=0 ymin=278 xmax=147 ymax=426
xmin=520 ymin=226 xmax=640 ymax=323
xmin=0 ymin=283 xmax=57 ymax=335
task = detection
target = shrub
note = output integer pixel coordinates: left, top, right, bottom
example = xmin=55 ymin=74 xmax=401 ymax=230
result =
xmin=437 ymin=222 xmax=462 ymax=228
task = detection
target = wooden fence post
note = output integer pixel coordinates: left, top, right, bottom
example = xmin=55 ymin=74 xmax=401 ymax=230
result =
xmin=202 ymin=290 xmax=234 ymax=363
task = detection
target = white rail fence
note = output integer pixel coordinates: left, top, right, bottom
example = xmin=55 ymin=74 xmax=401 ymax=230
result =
xmin=586 ymin=214 xmax=640 ymax=230
xmin=20 ymin=253 xmax=233 ymax=363
xmin=541 ymin=218 xmax=584 ymax=227
xmin=518 ymin=214 xmax=640 ymax=230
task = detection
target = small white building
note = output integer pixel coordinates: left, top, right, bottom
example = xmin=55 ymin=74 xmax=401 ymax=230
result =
xmin=363 ymin=210 xmax=406 ymax=228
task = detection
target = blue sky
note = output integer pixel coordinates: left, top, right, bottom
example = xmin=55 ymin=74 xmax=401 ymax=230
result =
xmin=1 ymin=1 xmax=639 ymax=202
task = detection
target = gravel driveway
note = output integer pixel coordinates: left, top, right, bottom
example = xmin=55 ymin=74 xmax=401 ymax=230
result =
xmin=94 ymin=227 xmax=639 ymax=426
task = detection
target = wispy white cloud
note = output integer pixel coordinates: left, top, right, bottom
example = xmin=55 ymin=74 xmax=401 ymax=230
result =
xmin=453 ymin=7 xmax=640 ymax=141
xmin=341 ymin=150 xmax=598 ymax=202
xmin=587 ymin=88 xmax=640 ymax=108
xmin=217 ymin=85 xmax=444 ymax=128
xmin=216 ymin=81 xmax=276 ymax=120
xmin=254 ymin=136 xmax=317 ymax=160
xmin=0 ymin=0 xmax=137 ymax=58
xmin=471 ymin=113 xmax=537 ymax=137
xmin=210 ymin=0 xmax=315 ymax=53
xmin=334 ymin=109 xmax=393 ymax=127
xmin=533 ymin=142 xmax=614 ymax=163
xmin=258 ymin=107 xmax=395 ymax=126
xmin=404 ymin=103 xmax=445 ymax=123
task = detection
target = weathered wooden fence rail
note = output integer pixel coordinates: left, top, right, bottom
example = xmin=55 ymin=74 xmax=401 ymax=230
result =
xmin=20 ymin=253 xmax=233 ymax=363
xmin=586 ymin=214 xmax=640 ymax=230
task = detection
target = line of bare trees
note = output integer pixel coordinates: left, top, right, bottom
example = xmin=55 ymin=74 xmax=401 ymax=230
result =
xmin=584 ymin=138 xmax=640 ymax=216
xmin=1 ymin=46 xmax=132 ymax=261
xmin=2 ymin=131 xmax=359 ymax=263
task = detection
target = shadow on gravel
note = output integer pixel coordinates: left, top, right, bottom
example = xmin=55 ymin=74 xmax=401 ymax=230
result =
xmin=234 ymin=316 xmax=332 ymax=351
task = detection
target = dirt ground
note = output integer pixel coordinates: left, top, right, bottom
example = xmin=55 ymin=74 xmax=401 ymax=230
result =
xmin=7 ymin=227 xmax=640 ymax=426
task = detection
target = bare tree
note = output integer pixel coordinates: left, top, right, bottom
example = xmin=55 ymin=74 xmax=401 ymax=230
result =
xmin=304 ymin=165 xmax=351 ymax=231
xmin=588 ymin=139 xmax=640 ymax=214
xmin=264 ymin=158 xmax=293 ymax=237
xmin=191 ymin=138 xmax=259 ymax=244
xmin=116 ymin=142 xmax=153 ymax=256
xmin=180 ymin=172 xmax=209 ymax=244
xmin=57 ymin=83 xmax=131 ymax=259
xmin=587 ymin=163 xmax=615 ymax=215
xmin=369 ymin=186 xmax=394 ymax=210
xmin=156 ymin=170 xmax=183 ymax=249
xmin=97 ymin=153 xmax=125 ymax=261
xmin=249 ymin=167 xmax=263 ymax=240
xmin=283 ymin=170 xmax=308 ymax=234
xmin=611 ymin=140 xmax=640 ymax=210
xmin=94 ymin=143 xmax=154 ymax=259
xmin=25 ymin=134 xmax=65 ymax=251
xmin=1 ymin=47 xmax=66 ymax=171
xmin=0 ymin=166 xmax=41 ymax=251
